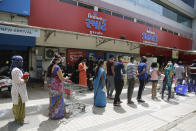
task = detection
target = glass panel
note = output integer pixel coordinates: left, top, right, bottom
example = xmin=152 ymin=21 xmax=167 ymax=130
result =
xmin=59 ymin=0 xmax=77 ymax=5
xmin=78 ymin=2 xmax=94 ymax=10
xmin=124 ymin=16 xmax=134 ymax=22
xmin=181 ymin=0 xmax=194 ymax=8
xmin=112 ymin=12 xmax=123 ymax=18
xmin=136 ymin=19 xmax=145 ymax=25
xmin=98 ymin=8 xmax=111 ymax=15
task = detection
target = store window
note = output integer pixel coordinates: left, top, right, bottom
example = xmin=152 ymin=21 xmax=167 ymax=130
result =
xmin=118 ymin=0 xmax=193 ymax=28
xmin=136 ymin=19 xmax=145 ymax=25
xmin=59 ymin=0 xmax=77 ymax=5
xmin=78 ymin=2 xmax=94 ymax=10
xmin=112 ymin=12 xmax=123 ymax=18
xmin=98 ymin=8 xmax=111 ymax=15
xmin=124 ymin=16 xmax=134 ymax=22
xmin=181 ymin=0 xmax=194 ymax=8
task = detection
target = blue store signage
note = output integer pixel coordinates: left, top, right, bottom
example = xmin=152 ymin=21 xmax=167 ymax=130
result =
xmin=85 ymin=12 xmax=107 ymax=35
xmin=142 ymin=28 xmax=158 ymax=43
xmin=0 ymin=0 xmax=30 ymax=16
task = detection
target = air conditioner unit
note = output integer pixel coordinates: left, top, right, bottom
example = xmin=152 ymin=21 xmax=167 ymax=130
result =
xmin=45 ymin=48 xmax=59 ymax=60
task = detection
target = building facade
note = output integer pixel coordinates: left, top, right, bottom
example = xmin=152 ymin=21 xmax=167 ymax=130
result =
xmin=0 ymin=0 xmax=196 ymax=79
xmin=0 ymin=0 xmax=39 ymax=75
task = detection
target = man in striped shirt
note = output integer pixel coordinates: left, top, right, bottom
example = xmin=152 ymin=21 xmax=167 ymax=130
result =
xmin=127 ymin=56 xmax=136 ymax=104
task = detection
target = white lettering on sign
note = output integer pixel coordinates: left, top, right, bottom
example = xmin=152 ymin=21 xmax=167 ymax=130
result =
xmin=0 ymin=25 xmax=40 ymax=37
xmin=70 ymin=52 xmax=83 ymax=61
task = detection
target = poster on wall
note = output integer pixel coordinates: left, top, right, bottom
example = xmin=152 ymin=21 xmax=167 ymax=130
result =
xmin=86 ymin=50 xmax=104 ymax=60
xmin=67 ymin=49 xmax=86 ymax=65
xmin=172 ymin=50 xmax=179 ymax=59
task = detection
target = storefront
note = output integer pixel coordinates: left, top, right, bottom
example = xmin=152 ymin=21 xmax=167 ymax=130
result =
xmin=0 ymin=25 xmax=39 ymax=75
xmin=28 ymin=0 xmax=193 ymax=78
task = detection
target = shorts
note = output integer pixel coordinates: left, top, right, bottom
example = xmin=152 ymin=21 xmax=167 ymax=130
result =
xmin=151 ymin=80 xmax=158 ymax=83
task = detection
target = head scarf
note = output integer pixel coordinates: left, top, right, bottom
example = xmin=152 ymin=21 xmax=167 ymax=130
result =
xmin=10 ymin=56 xmax=24 ymax=73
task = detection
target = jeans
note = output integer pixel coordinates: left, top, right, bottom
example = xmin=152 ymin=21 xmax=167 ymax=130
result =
xmin=127 ymin=78 xmax=135 ymax=102
xmin=162 ymin=81 xmax=171 ymax=99
xmin=114 ymin=79 xmax=124 ymax=104
xmin=137 ymin=79 xmax=146 ymax=100
xmin=106 ymin=75 xmax=115 ymax=97
xmin=189 ymin=76 xmax=196 ymax=92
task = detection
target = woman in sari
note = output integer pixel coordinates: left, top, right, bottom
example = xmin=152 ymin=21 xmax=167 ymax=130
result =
xmin=78 ymin=57 xmax=87 ymax=86
xmin=47 ymin=54 xmax=69 ymax=119
xmin=94 ymin=60 xmax=106 ymax=107
xmin=10 ymin=56 xmax=29 ymax=125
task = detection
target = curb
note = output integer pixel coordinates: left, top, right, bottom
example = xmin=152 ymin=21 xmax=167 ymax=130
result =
xmin=155 ymin=110 xmax=196 ymax=131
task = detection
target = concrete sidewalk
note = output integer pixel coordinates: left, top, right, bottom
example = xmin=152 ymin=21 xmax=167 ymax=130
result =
xmin=0 ymin=85 xmax=196 ymax=131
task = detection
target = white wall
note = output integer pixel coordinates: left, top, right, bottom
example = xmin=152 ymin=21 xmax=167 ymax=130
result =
xmin=0 ymin=12 xmax=28 ymax=25
xmin=36 ymin=30 xmax=140 ymax=54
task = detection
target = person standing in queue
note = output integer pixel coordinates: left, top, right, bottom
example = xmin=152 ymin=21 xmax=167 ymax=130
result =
xmin=113 ymin=56 xmax=126 ymax=106
xmin=150 ymin=62 xmax=159 ymax=100
xmin=106 ymin=55 xmax=115 ymax=99
xmin=127 ymin=56 xmax=136 ymax=104
xmin=137 ymin=56 xmax=148 ymax=103
xmin=78 ymin=57 xmax=87 ymax=86
xmin=47 ymin=54 xmax=70 ymax=119
xmin=162 ymin=62 xmax=173 ymax=101
xmin=10 ymin=56 xmax=29 ymax=125
xmin=94 ymin=60 xmax=107 ymax=107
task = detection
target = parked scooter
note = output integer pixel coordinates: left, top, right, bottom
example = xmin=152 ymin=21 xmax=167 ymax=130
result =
xmin=0 ymin=76 xmax=12 ymax=98
xmin=0 ymin=65 xmax=12 ymax=98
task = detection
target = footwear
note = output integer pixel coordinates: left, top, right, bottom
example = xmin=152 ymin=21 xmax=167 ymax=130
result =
xmin=161 ymin=95 xmax=164 ymax=99
xmin=152 ymin=97 xmax=158 ymax=100
xmin=137 ymin=99 xmax=145 ymax=103
xmin=118 ymin=100 xmax=123 ymax=103
xmin=113 ymin=103 xmax=120 ymax=106
xmin=127 ymin=101 xmax=134 ymax=104
xmin=109 ymin=97 xmax=114 ymax=100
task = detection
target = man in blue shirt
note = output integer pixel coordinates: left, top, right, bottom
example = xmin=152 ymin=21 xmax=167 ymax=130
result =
xmin=114 ymin=56 xmax=126 ymax=106
xmin=137 ymin=56 xmax=148 ymax=103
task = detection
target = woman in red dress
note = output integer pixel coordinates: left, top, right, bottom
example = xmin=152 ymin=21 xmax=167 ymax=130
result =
xmin=78 ymin=57 xmax=87 ymax=86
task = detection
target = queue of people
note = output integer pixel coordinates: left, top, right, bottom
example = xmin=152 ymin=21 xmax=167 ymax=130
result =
xmin=9 ymin=53 xmax=196 ymax=124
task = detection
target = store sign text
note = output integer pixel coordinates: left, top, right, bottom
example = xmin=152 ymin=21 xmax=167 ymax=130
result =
xmin=85 ymin=12 xmax=107 ymax=35
xmin=142 ymin=28 xmax=158 ymax=43
xmin=0 ymin=25 xmax=40 ymax=37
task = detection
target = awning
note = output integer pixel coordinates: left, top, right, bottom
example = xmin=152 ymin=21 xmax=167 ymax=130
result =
xmin=0 ymin=33 xmax=35 ymax=50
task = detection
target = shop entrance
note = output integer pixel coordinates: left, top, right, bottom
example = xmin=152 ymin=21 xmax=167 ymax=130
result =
xmin=0 ymin=50 xmax=29 ymax=76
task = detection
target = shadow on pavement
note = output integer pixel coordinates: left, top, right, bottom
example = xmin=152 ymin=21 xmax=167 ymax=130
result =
xmin=92 ymin=105 xmax=105 ymax=115
xmin=140 ymin=102 xmax=149 ymax=108
xmin=0 ymin=121 xmax=22 ymax=131
xmin=37 ymin=119 xmax=62 ymax=131
xmin=127 ymin=103 xmax=137 ymax=109
xmin=113 ymin=106 xmax=126 ymax=114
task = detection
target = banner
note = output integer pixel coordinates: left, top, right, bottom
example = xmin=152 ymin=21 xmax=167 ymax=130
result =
xmin=67 ymin=49 xmax=86 ymax=65
xmin=0 ymin=25 xmax=40 ymax=37
xmin=172 ymin=50 xmax=179 ymax=59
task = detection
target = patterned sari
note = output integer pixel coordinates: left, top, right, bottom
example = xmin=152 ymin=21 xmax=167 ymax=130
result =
xmin=49 ymin=65 xmax=65 ymax=119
